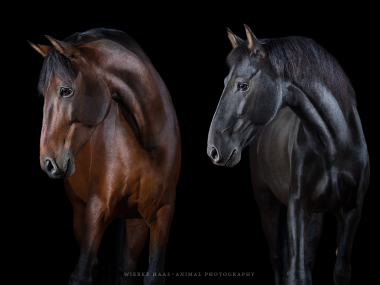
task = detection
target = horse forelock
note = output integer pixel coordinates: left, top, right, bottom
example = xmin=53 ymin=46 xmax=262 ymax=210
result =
xmin=225 ymin=36 xmax=356 ymax=111
xmin=38 ymin=48 xmax=75 ymax=95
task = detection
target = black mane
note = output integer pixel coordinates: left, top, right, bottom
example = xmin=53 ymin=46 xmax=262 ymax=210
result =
xmin=38 ymin=28 xmax=134 ymax=95
xmin=227 ymin=36 xmax=356 ymax=110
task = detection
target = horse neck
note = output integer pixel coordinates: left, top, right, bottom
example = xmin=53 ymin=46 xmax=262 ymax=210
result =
xmin=100 ymin=44 xmax=172 ymax=150
xmin=284 ymin=80 xmax=356 ymax=157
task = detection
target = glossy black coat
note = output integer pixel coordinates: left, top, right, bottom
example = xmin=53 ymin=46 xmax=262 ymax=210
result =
xmin=207 ymin=25 xmax=370 ymax=285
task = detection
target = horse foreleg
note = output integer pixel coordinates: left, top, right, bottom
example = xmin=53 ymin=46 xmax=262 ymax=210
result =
xmin=333 ymin=201 xmax=363 ymax=285
xmin=64 ymin=179 xmax=86 ymax=247
xmin=286 ymin=198 xmax=312 ymax=285
xmin=304 ymin=213 xmax=323 ymax=284
xmin=254 ymin=188 xmax=287 ymax=285
xmin=144 ymin=204 xmax=174 ymax=285
xmin=68 ymin=196 xmax=108 ymax=285
xmin=119 ymin=219 xmax=149 ymax=285
xmin=250 ymin=140 xmax=288 ymax=284
xmin=65 ymin=179 xmax=100 ymax=282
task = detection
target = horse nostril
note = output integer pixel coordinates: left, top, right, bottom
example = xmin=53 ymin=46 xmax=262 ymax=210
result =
xmin=45 ymin=159 xmax=55 ymax=173
xmin=210 ymin=147 xmax=220 ymax=162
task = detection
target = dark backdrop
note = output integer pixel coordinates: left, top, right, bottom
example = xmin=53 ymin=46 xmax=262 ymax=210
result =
xmin=9 ymin=3 xmax=377 ymax=285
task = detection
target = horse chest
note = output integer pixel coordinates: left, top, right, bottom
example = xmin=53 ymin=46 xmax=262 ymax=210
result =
xmin=256 ymin=107 xmax=300 ymax=205
xmin=67 ymin=139 xmax=92 ymax=203
xmin=66 ymin=129 xmax=148 ymax=206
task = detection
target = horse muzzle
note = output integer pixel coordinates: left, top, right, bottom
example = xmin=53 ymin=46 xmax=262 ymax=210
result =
xmin=207 ymin=145 xmax=242 ymax=167
xmin=42 ymin=155 xmax=75 ymax=179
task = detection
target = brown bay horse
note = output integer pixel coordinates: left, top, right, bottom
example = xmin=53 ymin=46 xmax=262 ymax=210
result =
xmin=29 ymin=28 xmax=180 ymax=285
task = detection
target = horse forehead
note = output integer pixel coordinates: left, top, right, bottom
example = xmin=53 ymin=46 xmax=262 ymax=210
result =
xmin=225 ymin=66 xmax=235 ymax=82
xmin=42 ymin=76 xmax=60 ymax=97
xmin=231 ymin=60 xmax=254 ymax=77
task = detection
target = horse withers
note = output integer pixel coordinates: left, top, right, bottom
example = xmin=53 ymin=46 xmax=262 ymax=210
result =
xmin=29 ymin=28 xmax=181 ymax=285
xmin=207 ymin=25 xmax=369 ymax=285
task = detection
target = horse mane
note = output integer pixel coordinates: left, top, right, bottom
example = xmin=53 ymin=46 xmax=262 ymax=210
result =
xmin=227 ymin=36 xmax=357 ymax=111
xmin=38 ymin=28 xmax=135 ymax=95
xmin=62 ymin=28 xmax=136 ymax=44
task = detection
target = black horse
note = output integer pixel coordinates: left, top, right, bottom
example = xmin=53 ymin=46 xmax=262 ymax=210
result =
xmin=207 ymin=24 xmax=369 ymax=285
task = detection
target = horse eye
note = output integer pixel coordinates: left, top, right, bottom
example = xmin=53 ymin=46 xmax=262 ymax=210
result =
xmin=238 ymin=83 xmax=248 ymax=91
xmin=59 ymin=87 xmax=73 ymax=97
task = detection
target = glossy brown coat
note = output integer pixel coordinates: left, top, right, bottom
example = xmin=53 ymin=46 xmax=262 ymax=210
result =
xmin=30 ymin=29 xmax=180 ymax=285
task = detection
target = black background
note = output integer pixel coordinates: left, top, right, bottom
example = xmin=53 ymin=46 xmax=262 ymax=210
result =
xmin=8 ymin=2 xmax=377 ymax=285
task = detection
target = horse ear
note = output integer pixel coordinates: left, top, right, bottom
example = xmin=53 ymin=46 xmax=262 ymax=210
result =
xmin=27 ymin=41 xmax=51 ymax=57
xmin=45 ymin=35 xmax=77 ymax=58
xmin=227 ymin=27 xmax=244 ymax=49
xmin=243 ymin=24 xmax=265 ymax=57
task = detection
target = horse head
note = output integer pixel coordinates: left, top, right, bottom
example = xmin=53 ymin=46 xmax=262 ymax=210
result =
xmin=207 ymin=25 xmax=283 ymax=167
xmin=29 ymin=36 xmax=112 ymax=178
